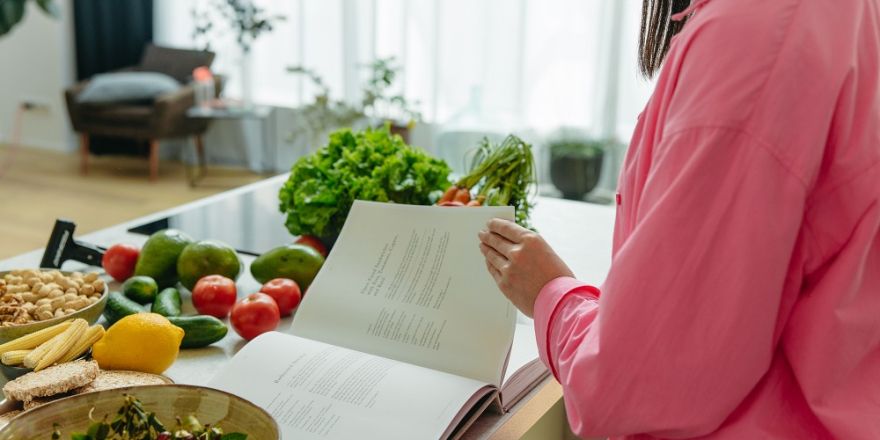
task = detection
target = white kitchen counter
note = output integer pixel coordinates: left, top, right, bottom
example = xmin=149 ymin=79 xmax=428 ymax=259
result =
xmin=0 ymin=176 xmax=615 ymax=437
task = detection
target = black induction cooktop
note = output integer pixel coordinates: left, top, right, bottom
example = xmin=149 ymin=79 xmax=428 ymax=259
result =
xmin=128 ymin=179 xmax=295 ymax=256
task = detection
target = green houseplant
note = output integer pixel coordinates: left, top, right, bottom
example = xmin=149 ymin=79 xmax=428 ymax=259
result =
xmin=191 ymin=0 xmax=285 ymax=107
xmin=287 ymin=56 xmax=421 ymax=143
xmin=0 ymin=0 xmax=58 ymax=37
xmin=548 ymin=137 xmax=605 ymax=200
xmin=361 ymin=57 xmax=421 ymax=139
xmin=284 ymin=66 xmax=364 ymax=140
xmin=191 ymin=0 xmax=284 ymax=54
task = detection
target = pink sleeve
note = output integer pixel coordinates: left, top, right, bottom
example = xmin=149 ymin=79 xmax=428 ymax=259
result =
xmin=533 ymin=127 xmax=807 ymax=438
xmin=533 ymin=277 xmax=600 ymax=380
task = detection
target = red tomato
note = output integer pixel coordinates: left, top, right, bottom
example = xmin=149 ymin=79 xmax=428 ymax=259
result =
xmin=102 ymin=244 xmax=140 ymax=282
xmin=191 ymin=275 xmax=237 ymax=318
xmin=294 ymin=235 xmax=328 ymax=258
xmin=259 ymin=278 xmax=302 ymax=316
xmin=231 ymin=293 xmax=280 ymax=341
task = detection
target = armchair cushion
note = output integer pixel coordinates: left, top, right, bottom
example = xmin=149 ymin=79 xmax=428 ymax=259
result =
xmin=77 ymin=72 xmax=181 ymax=104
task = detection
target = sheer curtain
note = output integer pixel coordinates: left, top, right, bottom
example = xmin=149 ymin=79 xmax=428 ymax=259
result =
xmin=154 ymin=0 xmax=655 ymax=189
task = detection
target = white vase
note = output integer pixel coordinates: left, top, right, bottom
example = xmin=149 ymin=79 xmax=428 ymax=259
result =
xmin=240 ymin=50 xmax=254 ymax=108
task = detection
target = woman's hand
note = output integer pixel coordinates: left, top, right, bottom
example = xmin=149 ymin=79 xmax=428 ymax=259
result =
xmin=478 ymin=219 xmax=574 ymax=317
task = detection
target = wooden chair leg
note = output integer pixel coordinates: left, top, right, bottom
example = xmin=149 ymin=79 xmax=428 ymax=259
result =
xmin=186 ymin=136 xmax=207 ymax=187
xmin=79 ymin=133 xmax=90 ymax=175
xmin=149 ymin=139 xmax=160 ymax=181
xmin=195 ymin=135 xmax=206 ymax=173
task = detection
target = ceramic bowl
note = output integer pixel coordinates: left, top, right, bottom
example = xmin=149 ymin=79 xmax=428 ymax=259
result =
xmin=0 ymin=384 xmax=280 ymax=439
xmin=0 ymin=270 xmax=109 ymax=344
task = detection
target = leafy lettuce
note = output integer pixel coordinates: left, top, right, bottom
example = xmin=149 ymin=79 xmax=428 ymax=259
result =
xmin=279 ymin=126 xmax=451 ymax=240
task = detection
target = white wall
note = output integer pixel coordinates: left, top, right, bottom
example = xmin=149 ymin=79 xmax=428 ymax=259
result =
xmin=0 ymin=1 xmax=75 ymax=152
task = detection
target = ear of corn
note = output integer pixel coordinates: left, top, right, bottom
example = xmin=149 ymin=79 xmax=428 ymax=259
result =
xmin=58 ymin=324 xmax=104 ymax=364
xmin=1 ymin=349 xmax=31 ymax=366
xmin=0 ymin=320 xmax=72 ymax=355
xmin=23 ymin=331 xmax=62 ymax=369
xmin=33 ymin=319 xmax=88 ymax=371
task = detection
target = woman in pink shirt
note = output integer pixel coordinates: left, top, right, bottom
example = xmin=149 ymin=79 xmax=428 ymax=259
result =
xmin=478 ymin=0 xmax=880 ymax=438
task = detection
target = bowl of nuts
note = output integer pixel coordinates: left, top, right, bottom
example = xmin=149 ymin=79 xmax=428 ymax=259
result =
xmin=0 ymin=270 xmax=108 ymax=344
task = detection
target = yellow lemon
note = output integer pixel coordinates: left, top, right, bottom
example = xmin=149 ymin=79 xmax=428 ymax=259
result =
xmin=92 ymin=313 xmax=184 ymax=374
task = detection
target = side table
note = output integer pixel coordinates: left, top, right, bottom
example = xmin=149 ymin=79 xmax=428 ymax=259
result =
xmin=185 ymin=105 xmax=276 ymax=185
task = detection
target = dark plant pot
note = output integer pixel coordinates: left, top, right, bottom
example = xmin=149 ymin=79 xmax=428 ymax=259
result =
xmin=389 ymin=123 xmax=411 ymax=144
xmin=550 ymin=152 xmax=604 ymax=200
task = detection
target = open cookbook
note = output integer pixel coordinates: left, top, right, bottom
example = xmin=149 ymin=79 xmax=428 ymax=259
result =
xmin=209 ymin=201 xmax=549 ymax=439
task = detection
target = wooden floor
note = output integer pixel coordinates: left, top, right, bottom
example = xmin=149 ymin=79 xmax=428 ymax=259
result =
xmin=0 ymin=146 xmax=265 ymax=259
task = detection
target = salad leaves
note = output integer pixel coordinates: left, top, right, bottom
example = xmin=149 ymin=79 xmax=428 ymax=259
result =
xmin=50 ymin=395 xmax=246 ymax=440
xmin=279 ymin=126 xmax=451 ymax=240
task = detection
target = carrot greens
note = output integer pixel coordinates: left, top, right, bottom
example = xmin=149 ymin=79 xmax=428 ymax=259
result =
xmin=455 ymin=135 xmax=537 ymax=229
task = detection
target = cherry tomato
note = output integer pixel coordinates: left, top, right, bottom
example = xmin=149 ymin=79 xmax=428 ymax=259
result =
xmin=294 ymin=235 xmax=328 ymax=258
xmin=102 ymin=244 xmax=140 ymax=282
xmin=231 ymin=292 xmax=281 ymax=341
xmin=191 ymin=275 xmax=237 ymax=318
xmin=259 ymin=278 xmax=302 ymax=316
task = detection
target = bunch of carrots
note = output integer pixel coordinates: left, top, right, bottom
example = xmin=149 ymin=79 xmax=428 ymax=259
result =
xmin=436 ymin=186 xmax=485 ymax=207
xmin=435 ymin=135 xmax=536 ymax=229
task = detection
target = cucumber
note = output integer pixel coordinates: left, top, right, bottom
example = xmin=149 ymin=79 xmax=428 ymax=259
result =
xmin=166 ymin=315 xmax=228 ymax=348
xmin=151 ymin=288 xmax=182 ymax=317
xmin=106 ymin=290 xmax=225 ymax=347
xmin=104 ymin=292 xmax=145 ymax=325
xmin=122 ymin=275 xmax=159 ymax=305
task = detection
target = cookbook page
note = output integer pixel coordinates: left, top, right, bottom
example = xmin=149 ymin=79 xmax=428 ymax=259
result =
xmin=291 ymin=201 xmax=517 ymax=385
xmin=504 ymin=323 xmax=541 ymax=385
xmin=499 ymin=323 xmax=549 ymax=410
xmin=209 ymin=332 xmax=490 ymax=440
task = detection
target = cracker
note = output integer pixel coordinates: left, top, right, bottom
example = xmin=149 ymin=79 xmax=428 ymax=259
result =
xmin=2 ymin=359 xmax=99 ymax=401
xmin=75 ymin=370 xmax=169 ymax=394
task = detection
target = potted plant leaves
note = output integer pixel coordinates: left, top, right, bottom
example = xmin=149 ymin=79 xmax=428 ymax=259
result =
xmin=361 ymin=57 xmax=422 ymax=142
xmin=548 ymin=137 xmax=605 ymax=200
xmin=286 ymin=57 xmax=420 ymax=145
xmin=285 ymin=66 xmax=365 ymax=147
xmin=0 ymin=0 xmax=58 ymax=37
xmin=191 ymin=0 xmax=285 ymax=107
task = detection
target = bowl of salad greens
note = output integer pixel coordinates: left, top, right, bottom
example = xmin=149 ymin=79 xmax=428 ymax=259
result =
xmin=0 ymin=385 xmax=279 ymax=439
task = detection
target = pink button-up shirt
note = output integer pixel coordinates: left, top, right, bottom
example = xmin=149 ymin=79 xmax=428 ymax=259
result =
xmin=533 ymin=0 xmax=880 ymax=438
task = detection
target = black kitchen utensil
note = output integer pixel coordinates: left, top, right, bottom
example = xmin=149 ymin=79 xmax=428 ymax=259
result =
xmin=39 ymin=219 xmax=105 ymax=269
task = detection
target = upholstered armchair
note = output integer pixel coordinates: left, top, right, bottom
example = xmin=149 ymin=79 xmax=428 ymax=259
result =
xmin=65 ymin=45 xmax=221 ymax=181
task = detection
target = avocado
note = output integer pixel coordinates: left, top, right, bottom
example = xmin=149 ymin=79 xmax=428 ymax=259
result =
xmin=176 ymin=239 xmax=242 ymax=290
xmin=250 ymin=244 xmax=325 ymax=290
xmin=133 ymin=229 xmax=193 ymax=288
